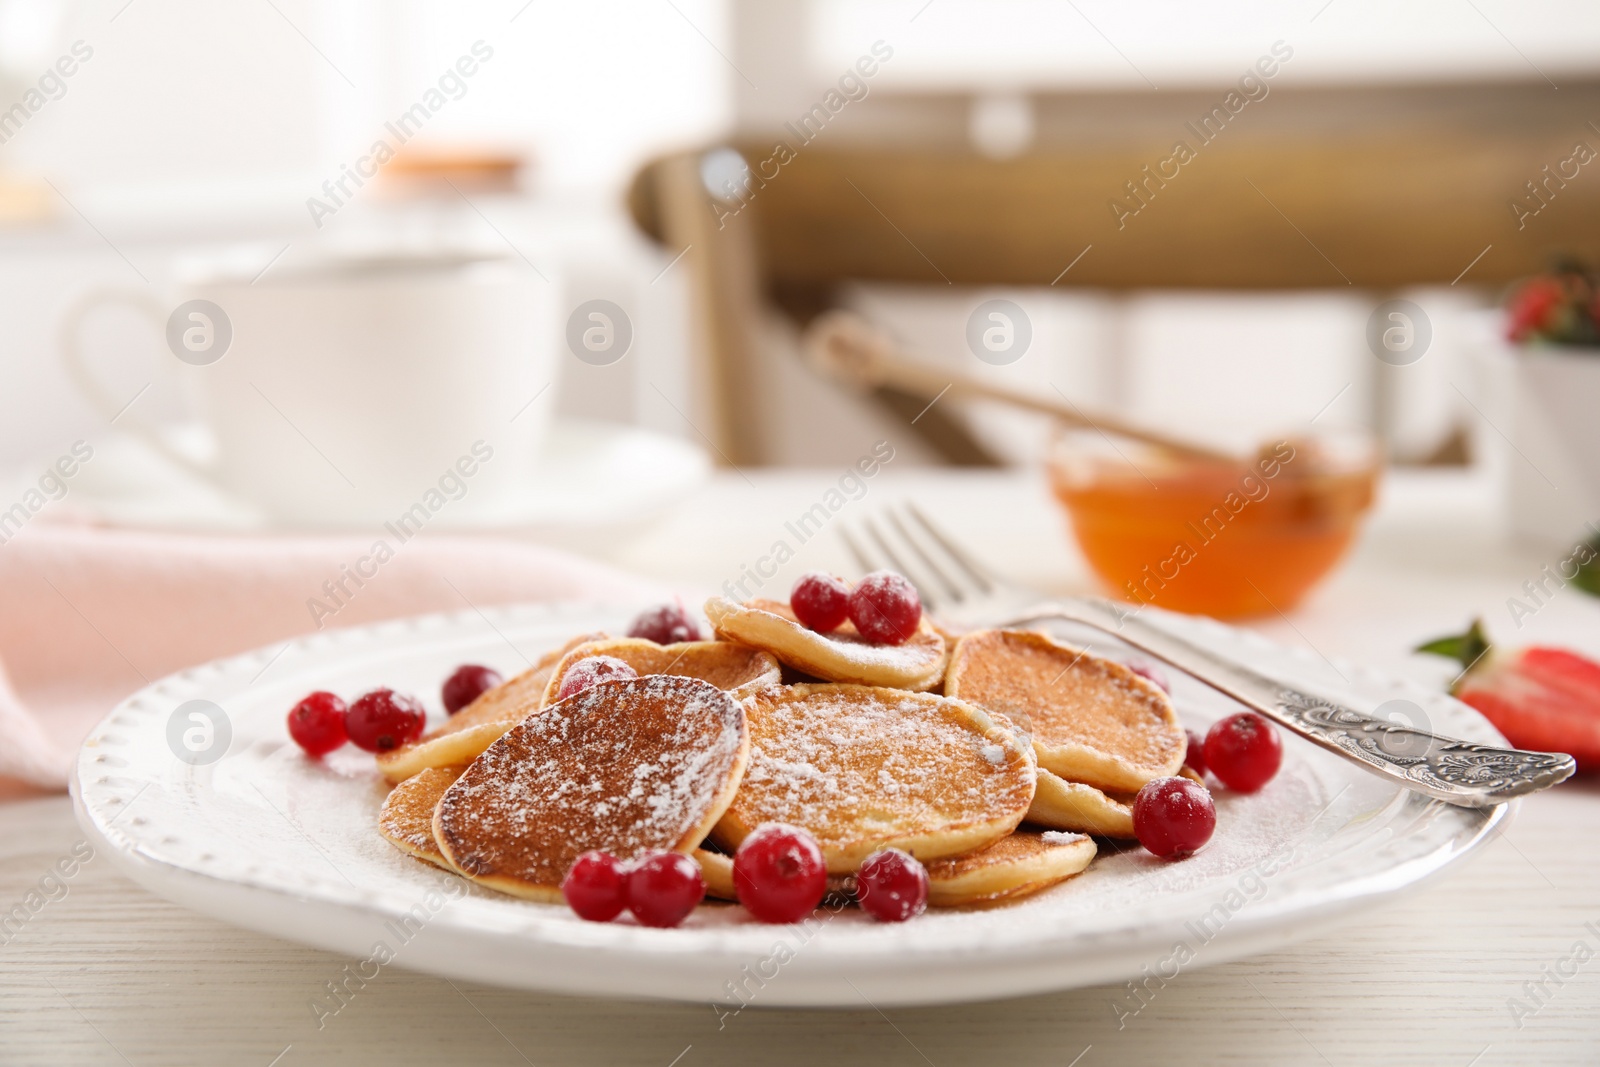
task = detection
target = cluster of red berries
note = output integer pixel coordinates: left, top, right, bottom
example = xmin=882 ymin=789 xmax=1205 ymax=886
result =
xmin=1505 ymin=261 xmax=1600 ymax=345
xmin=562 ymin=824 xmax=928 ymax=928
xmin=287 ymin=663 xmax=505 ymax=757
xmin=790 ymin=570 xmax=922 ymax=645
xmin=286 ymin=598 xmax=709 ymax=758
xmin=562 ymin=850 xmax=707 ymax=928
xmin=1125 ymin=658 xmax=1284 ymax=862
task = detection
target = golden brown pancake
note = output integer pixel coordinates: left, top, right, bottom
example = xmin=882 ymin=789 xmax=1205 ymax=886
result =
xmin=434 ymin=675 xmax=749 ymax=902
xmin=703 ymin=597 xmax=947 ymax=692
xmin=376 ymin=633 xmax=602 ymax=784
xmin=542 ymin=637 xmax=780 ymax=706
xmin=377 ymin=766 xmax=464 ymax=869
xmin=714 ymin=683 xmax=1036 ymax=874
xmin=695 ymin=848 xmax=737 ymax=901
xmin=945 ymin=629 xmax=1184 ymax=793
xmin=925 ymin=829 xmax=1097 ymax=907
xmin=1026 ymin=769 xmax=1137 ymax=839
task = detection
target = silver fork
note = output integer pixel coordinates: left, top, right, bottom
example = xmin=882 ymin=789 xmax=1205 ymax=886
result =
xmin=839 ymin=502 xmax=1574 ymax=807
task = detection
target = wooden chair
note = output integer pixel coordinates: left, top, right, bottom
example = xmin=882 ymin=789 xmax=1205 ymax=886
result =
xmin=629 ymin=89 xmax=1600 ymax=465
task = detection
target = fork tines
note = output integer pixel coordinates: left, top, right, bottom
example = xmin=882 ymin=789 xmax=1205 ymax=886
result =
xmin=838 ymin=503 xmax=996 ymax=613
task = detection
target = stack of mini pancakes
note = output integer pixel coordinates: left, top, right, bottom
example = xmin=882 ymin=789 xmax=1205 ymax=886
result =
xmin=376 ymin=595 xmax=1187 ymax=911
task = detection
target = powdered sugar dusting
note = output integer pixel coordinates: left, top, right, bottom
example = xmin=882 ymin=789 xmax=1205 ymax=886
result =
xmin=729 ymin=684 xmax=1034 ymax=850
xmin=1041 ymin=831 xmax=1088 ymax=846
xmin=949 ymin=630 xmax=1184 ymax=774
xmin=437 ymin=675 xmax=745 ymax=890
xmin=377 ymin=767 xmax=460 ymax=855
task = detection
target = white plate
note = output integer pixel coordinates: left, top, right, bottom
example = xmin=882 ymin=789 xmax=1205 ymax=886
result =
xmin=73 ymin=602 xmax=1508 ymax=1008
xmin=52 ymin=418 xmax=710 ymax=539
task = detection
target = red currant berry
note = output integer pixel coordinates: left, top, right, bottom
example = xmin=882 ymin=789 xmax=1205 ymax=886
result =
xmin=1183 ymin=729 xmax=1207 ymax=778
xmin=562 ymin=850 xmax=627 ymax=922
xmin=1133 ymin=776 xmax=1216 ymax=860
xmin=1203 ymin=711 xmax=1283 ymax=793
xmin=625 ymin=851 xmax=704 ymax=928
xmin=790 ymin=572 xmax=851 ymax=633
xmin=442 ymin=664 xmax=503 ymax=715
xmin=286 ymin=691 xmax=347 ymax=757
xmin=1126 ymin=660 xmax=1171 ymax=694
xmin=847 ymin=570 xmax=922 ymax=645
xmin=556 ymin=655 xmax=638 ymax=702
xmin=856 ymin=848 xmax=928 ymax=923
xmin=732 ymin=823 xmax=828 ymax=923
xmin=627 ymin=602 xmax=704 ymax=644
xmin=345 ymin=688 xmax=426 ymax=753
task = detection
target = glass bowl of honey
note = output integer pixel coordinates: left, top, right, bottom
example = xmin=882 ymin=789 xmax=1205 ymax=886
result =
xmin=1048 ymin=429 xmax=1380 ymax=619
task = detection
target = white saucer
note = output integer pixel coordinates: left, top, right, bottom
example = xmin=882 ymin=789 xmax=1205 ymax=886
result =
xmin=57 ymin=419 xmax=710 ymax=540
xmin=74 ymin=601 xmax=1509 ymax=1007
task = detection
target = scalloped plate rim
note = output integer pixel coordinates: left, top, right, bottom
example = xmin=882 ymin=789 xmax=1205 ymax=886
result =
xmin=72 ymin=600 xmax=1512 ymax=1006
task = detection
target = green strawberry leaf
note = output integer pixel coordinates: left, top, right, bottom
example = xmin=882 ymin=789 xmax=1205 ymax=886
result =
xmin=1415 ymin=619 xmax=1492 ymax=672
xmin=1575 ymin=534 xmax=1600 ymax=599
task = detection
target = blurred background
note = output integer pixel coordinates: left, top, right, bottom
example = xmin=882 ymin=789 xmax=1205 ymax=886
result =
xmin=4 ymin=0 xmax=1600 ymax=590
xmin=10 ymin=5 xmax=1600 ymax=1056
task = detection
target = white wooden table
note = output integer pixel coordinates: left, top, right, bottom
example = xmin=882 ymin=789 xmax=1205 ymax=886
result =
xmin=3 ymin=468 xmax=1598 ymax=1066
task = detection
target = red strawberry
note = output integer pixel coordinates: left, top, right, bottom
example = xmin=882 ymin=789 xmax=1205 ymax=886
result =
xmin=1505 ymin=276 xmax=1567 ymax=342
xmin=1417 ymin=620 xmax=1600 ymax=771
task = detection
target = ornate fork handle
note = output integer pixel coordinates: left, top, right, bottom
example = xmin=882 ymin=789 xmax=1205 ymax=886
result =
xmin=1003 ymin=598 xmax=1575 ymax=807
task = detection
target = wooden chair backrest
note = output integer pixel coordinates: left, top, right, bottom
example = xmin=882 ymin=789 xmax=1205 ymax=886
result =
xmin=629 ymin=118 xmax=1600 ymax=463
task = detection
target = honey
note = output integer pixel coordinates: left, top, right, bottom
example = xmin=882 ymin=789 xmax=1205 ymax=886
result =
xmin=1050 ymin=434 xmax=1379 ymax=618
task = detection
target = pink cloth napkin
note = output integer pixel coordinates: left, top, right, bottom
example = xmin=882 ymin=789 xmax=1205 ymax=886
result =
xmin=0 ymin=523 xmax=667 ymax=796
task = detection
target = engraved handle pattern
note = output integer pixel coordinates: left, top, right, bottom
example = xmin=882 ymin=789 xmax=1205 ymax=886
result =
xmin=1006 ymin=598 xmax=1576 ymax=807
xmin=1273 ymin=689 xmax=1575 ymax=801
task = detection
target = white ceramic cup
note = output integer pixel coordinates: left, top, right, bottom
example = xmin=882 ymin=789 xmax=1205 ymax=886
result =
xmin=62 ymin=250 xmax=556 ymax=527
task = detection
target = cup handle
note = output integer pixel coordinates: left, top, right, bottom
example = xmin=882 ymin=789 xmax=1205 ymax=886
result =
xmin=59 ymin=288 xmax=222 ymax=484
